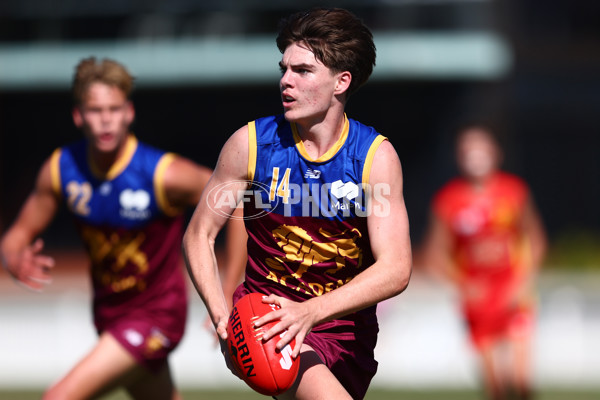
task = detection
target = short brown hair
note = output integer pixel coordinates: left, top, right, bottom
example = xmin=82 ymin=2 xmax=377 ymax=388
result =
xmin=276 ymin=8 xmax=376 ymax=98
xmin=72 ymin=57 xmax=134 ymax=104
xmin=455 ymin=122 xmax=502 ymax=148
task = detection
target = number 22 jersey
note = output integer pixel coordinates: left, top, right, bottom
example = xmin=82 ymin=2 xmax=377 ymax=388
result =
xmin=49 ymin=135 xmax=187 ymax=331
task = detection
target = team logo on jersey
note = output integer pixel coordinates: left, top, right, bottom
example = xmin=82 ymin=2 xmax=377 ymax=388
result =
xmin=304 ymin=168 xmax=321 ymax=179
xmin=453 ymin=207 xmax=485 ymax=236
xmin=329 ymin=180 xmax=360 ymax=212
xmin=330 ymin=180 xmax=359 ymax=201
xmin=119 ymin=189 xmax=151 ymax=219
xmin=265 ymin=224 xmax=363 ymax=296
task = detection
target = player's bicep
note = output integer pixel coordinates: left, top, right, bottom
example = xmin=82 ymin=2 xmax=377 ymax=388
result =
xmin=366 ymin=141 xmax=411 ymax=268
xmin=186 ymin=126 xmax=250 ymax=240
xmin=214 ymin=124 xmax=251 ymax=183
xmin=420 ymin=212 xmax=454 ymax=273
xmin=426 ymin=210 xmax=453 ymax=251
xmin=520 ymin=195 xmax=548 ymax=264
xmin=3 ymin=158 xmax=59 ymax=246
xmin=521 ymin=197 xmax=545 ymax=237
xmin=161 ymin=155 xmax=213 ymax=209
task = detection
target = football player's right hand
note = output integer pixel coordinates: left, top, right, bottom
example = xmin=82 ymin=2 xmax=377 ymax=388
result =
xmin=3 ymin=238 xmax=55 ymax=292
xmin=219 ymin=330 xmax=242 ymax=379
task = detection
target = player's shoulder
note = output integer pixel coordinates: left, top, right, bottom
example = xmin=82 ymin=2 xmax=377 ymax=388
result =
xmin=347 ymin=116 xmax=384 ymax=147
xmin=49 ymin=138 xmax=88 ymax=176
xmin=495 ymin=171 xmax=526 ymax=185
xmin=133 ymin=137 xmax=166 ymax=158
xmin=347 ymin=116 xmax=380 ymax=135
xmin=436 ymin=177 xmax=467 ymax=198
xmin=36 ymin=141 xmax=84 ymax=196
xmin=127 ymin=137 xmax=174 ymax=174
xmin=494 ymin=171 xmax=529 ymax=194
xmin=252 ymin=114 xmax=284 ymax=125
xmin=347 ymin=116 xmax=390 ymax=164
xmin=224 ymin=123 xmax=251 ymax=151
xmin=251 ymin=114 xmax=290 ymax=143
xmin=367 ymin=138 xmax=398 ymax=171
xmin=57 ymin=138 xmax=86 ymax=158
xmin=432 ymin=177 xmax=468 ymax=214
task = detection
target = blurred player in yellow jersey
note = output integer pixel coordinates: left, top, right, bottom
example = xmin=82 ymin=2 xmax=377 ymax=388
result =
xmin=0 ymin=57 xmax=245 ymax=400
xmin=421 ymin=124 xmax=547 ymax=400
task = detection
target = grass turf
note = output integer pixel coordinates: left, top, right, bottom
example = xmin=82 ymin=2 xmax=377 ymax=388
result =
xmin=0 ymin=388 xmax=598 ymax=400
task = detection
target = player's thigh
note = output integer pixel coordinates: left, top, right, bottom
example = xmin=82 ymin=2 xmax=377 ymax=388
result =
xmin=125 ymin=361 xmax=180 ymax=400
xmin=277 ymin=345 xmax=352 ymax=400
xmin=43 ymin=331 xmax=144 ymax=400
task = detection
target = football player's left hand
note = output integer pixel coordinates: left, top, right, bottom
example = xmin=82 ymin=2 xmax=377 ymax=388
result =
xmin=253 ymin=294 xmax=315 ymax=358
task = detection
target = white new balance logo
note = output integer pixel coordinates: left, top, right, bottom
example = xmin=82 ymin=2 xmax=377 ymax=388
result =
xmin=330 ymin=180 xmax=359 ymax=200
xmin=304 ymin=168 xmax=321 ymax=179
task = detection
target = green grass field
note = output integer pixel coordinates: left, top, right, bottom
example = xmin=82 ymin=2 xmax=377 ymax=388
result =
xmin=0 ymin=388 xmax=598 ymax=400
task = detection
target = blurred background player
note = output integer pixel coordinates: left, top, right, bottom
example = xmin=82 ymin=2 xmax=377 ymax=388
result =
xmin=420 ymin=124 xmax=547 ymax=400
xmin=0 ymin=57 xmax=243 ymax=400
xmin=183 ymin=7 xmax=412 ymax=400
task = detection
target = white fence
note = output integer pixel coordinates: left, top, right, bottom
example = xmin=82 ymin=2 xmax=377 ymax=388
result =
xmin=1 ymin=270 xmax=599 ymax=390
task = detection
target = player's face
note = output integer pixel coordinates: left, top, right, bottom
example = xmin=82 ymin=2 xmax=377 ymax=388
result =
xmin=456 ymin=129 xmax=500 ymax=180
xmin=279 ymin=42 xmax=344 ymax=125
xmin=73 ymin=82 xmax=134 ymax=154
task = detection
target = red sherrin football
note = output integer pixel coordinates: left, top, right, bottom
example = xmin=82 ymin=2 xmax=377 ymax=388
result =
xmin=226 ymin=293 xmax=300 ymax=396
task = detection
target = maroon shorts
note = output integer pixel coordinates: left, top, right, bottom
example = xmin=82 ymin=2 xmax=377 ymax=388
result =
xmin=234 ymin=285 xmax=378 ymax=400
xmin=303 ymin=322 xmax=378 ymax=400
xmin=102 ymin=310 xmax=186 ymax=373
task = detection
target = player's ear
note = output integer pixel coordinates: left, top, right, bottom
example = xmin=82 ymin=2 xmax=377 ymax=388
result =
xmin=495 ymin=147 xmax=504 ymax=168
xmin=334 ymin=71 xmax=352 ymax=96
xmin=125 ymin=100 xmax=135 ymax=125
xmin=72 ymin=106 xmax=83 ymax=128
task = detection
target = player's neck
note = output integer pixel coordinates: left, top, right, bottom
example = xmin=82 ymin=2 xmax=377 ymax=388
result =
xmin=295 ymin=111 xmax=346 ymax=160
xmin=467 ymin=171 xmax=497 ymax=190
xmin=89 ymin=138 xmax=130 ymax=174
xmin=91 ymin=152 xmax=117 ymax=173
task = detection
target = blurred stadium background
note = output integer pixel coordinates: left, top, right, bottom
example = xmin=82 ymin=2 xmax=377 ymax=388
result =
xmin=1 ymin=0 xmax=599 ymax=398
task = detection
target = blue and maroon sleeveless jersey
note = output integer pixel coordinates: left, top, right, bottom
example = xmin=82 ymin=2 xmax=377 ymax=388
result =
xmin=242 ymin=114 xmax=387 ymax=326
xmin=49 ymin=135 xmax=187 ymax=328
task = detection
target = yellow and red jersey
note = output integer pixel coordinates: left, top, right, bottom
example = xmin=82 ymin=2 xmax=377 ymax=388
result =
xmin=433 ymin=171 xmax=529 ymax=277
xmin=432 ymin=172 xmax=534 ymax=347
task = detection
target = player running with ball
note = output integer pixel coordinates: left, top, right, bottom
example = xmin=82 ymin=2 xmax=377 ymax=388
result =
xmin=183 ymin=7 xmax=412 ymax=400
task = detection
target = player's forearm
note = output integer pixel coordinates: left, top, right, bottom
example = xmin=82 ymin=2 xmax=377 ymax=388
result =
xmin=530 ymin=235 xmax=547 ymax=273
xmin=221 ymin=215 xmax=247 ymax=306
xmin=443 ymin=263 xmax=464 ymax=287
xmin=517 ymin=232 xmax=547 ymax=293
xmin=0 ymin=227 xmax=32 ymax=270
xmin=308 ymin=256 xmax=411 ymax=325
xmin=425 ymin=253 xmax=458 ymax=284
xmin=183 ymin=229 xmax=229 ymax=326
xmin=523 ymin=200 xmax=548 ymax=275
